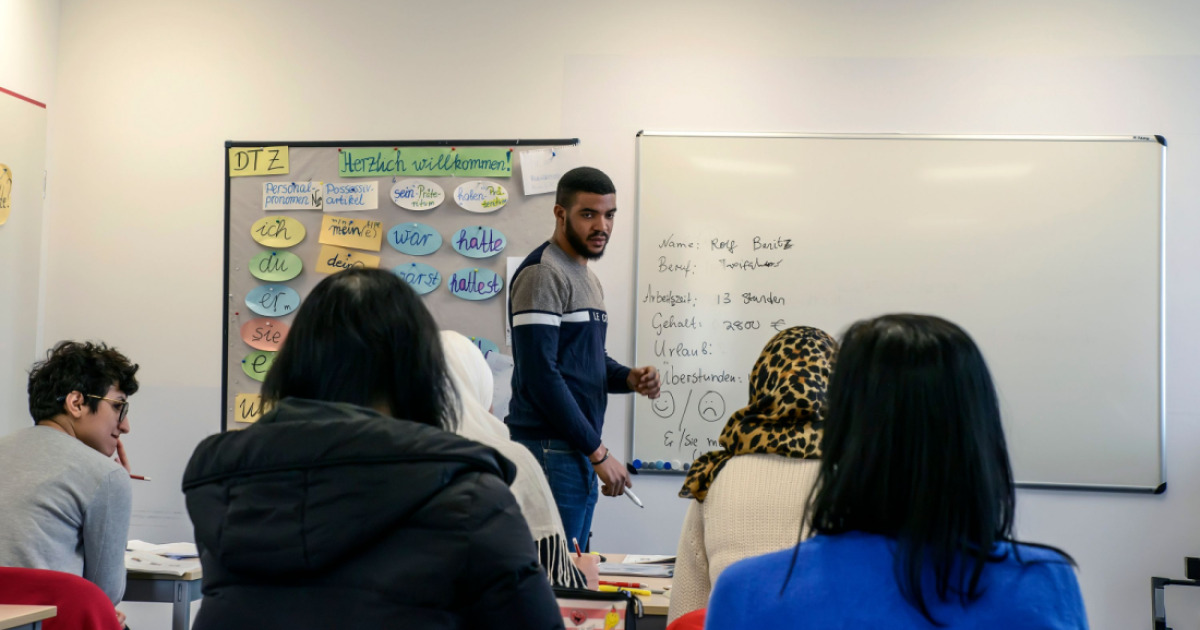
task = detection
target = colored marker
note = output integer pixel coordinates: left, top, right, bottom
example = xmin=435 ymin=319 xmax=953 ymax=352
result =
xmin=130 ymin=475 xmax=151 ymax=481
xmin=572 ymin=537 xmax=583 ymax=558
xmin=599 ymin=585 xmax=651 ymax=597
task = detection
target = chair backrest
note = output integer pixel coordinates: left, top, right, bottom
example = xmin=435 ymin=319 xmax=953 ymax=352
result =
xmin=555 ymin=587 xmax=639 ymax=630
xmin=666 ymin=608 xmax=705 ymax=630
xmin=0 ymin=568 xmax=121 ymax=630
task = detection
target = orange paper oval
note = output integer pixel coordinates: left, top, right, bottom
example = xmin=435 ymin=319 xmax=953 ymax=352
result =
xmin=240 ymin=317 xmax=290 ymax=351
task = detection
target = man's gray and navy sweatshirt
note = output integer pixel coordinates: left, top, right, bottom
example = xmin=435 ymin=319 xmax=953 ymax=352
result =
xmin=505 ymin=241 xmax=632 ymax=454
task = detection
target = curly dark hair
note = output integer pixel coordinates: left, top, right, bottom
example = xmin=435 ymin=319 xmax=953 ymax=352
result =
xmin=27 ymin=341 xmax=140 ymax=423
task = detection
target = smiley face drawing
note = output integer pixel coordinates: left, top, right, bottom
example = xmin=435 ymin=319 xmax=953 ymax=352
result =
xmin=651 ymin=390 xmax=676 ymax=418
xmin=698 ymin=391 xmax=726 ymax=422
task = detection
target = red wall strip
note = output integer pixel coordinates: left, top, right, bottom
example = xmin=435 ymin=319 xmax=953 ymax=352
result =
xmin=0 ymin=86 xmax=47 ymax=109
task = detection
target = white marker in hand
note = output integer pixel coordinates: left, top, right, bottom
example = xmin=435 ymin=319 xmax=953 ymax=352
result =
xmin=625 ymin=488 xmax=644 ymax=508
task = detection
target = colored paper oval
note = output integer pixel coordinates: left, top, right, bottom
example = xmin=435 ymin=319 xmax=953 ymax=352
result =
xmin=451 ymin=226 xmax=506 ymax=259
xmin=453 ymin=181 xmax=508 ymax=213
xmin=245 ymin=284 xmax=301 ymax=317
xmin=392 ymin=262 xmax=442 ymax=295
xmin=391 ymin=179 xmax=445 ymax=211
xmin=447 ymin=267 xmax=503 ymax=301
xmin=250 ymin=215 xmax=306 ymax=248
xmin=387 ymin=222 xmax=442 ymax=256
xmin=241 ymin=350 xmax=276 ymax=382
xmin=469 ymin=336 xmax=500 ymax=357
xmin=249 ymin=250 xmax=303 ymax=281
xmin=240 ymin=317 xmax=290 ymax=351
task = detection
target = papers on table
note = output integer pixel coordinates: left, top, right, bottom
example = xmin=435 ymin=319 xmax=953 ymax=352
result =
xmin=621 ymin=554 xmax=676 ymax=565
xmin=125 ymin=551 xmax=199 ymax=576
xmin=127 ymin=540 xmax=198 ymax=559
xmin=598 ymin=563 xmax=674 ymax=579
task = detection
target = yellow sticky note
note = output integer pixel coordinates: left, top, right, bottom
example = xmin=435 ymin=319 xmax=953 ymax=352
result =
xmin=229 ymin=146 xmax=289 ymax=177
xmin=235 ymin=393 xmax=273 ymax=423
xmin=318 ymin=215 xmax=383 ymax=252
xmin=315 ymin=244 xmax=380 ymax=275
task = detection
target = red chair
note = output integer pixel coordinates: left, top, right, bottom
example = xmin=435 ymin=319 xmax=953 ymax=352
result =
xmin=0 ymin=568 xmax=121 ymax=630
xmin=667 ymin=608 xmax=706 ymax=630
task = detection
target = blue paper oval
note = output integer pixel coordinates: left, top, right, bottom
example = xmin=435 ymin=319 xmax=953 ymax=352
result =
xmin=468 ymin=336 xmax=500 ymax=357
xmin=245 ymin=284 xmax=301 ymax=317
xmin=451 ymin=226 xmax=506 ymax=259
xmin=387 ymin=222 xmax=442 ymax=256
xmin=447 ymin=267 xmax=503 ymax=301
xmin=392 ymin=262 xmax=442 ymax=295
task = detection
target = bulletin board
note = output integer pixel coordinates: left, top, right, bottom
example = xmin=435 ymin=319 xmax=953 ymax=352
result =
xmin=223 ymin=139 xmax=578 ymax=430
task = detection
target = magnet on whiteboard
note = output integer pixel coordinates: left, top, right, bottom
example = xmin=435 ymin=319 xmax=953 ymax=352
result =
xmin=671 ymin=460 xmax=682 ymax=470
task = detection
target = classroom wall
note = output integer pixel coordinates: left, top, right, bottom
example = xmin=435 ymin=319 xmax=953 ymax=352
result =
xmin=0 ymin=0 xmax=58 ymax=437
xmin=40 ymin=1 xmax=1200 ymax=628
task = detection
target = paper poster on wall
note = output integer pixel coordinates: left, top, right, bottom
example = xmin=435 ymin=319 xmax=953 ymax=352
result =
xmin=229 ymin=146 xmax=289 ymax=177
xmin=451 ymin=148 xmax=513 ymax=177
xmin=323 ymin=181 xmax=378 ymax=211
xmin=520 ymin=145 xmax=580 ymax=195
xmin=240 ymin=317 xmax=289 ymax=351
xmin=393 ymin=262 xmax=442 ymax=295
xmin=454 ymin=181 xmax=508 ymax=213
xmin=340 ymin=147 xmax=452 ymax=178
xmin=451 ymin=226 xmax=506 ymax=258
xmin=318 ymin=215 xmax=383 ymax=251
xmin=447 ymin=267 xmax=503 ymax=301
xmin=391 ymin=179 xmax=445 ymax=210
xmin=387 ymin=223 xmax=442 ymax=255
xmin=470 ymin=336 xmax=500 ymax=357
xmin=315 ymin=244 xmax=381 ymax=274
xmin=0 ymin=163 xmax=11 ymax=225
xmin=245 ymin=284 xmax=301 ymax=317
xmin=249 ymin=250 xmax=303 ymax=282
xmin=251 ymin=216 xmax=306 ymax=248
xmin=241 ymin=350 xmax=276 ymax=382
xmin=339 ymin=147 xmax=512 ymax=178
xmin=263 ymin=182 xmax=323 ymax=210
xmin=235 ymin=393 xmax=273 ymax=423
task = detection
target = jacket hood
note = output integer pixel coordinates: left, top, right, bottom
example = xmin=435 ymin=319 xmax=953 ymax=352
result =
xmin=183 ymin=398 xmax=515 ymax=578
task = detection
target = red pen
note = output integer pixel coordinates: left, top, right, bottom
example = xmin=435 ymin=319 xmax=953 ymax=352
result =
xmin=129 ymin=475 xmax=151 ymax=481
xmin=572 ymin=537 xmax=583 ymax=558
xmin=600 ymin=581 xmax=646 ymax=589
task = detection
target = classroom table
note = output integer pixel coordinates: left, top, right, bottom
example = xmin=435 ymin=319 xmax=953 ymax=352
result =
xmin=0 ymin=606 xmax=55 ymax=630
xmin=125 ymin=563 xmax=203 ymax=630
xmin=602 ymin=554 xmax=672 ymax=630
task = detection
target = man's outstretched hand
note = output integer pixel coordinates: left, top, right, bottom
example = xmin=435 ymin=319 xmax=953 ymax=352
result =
xmin=627 ymin=366 xmax=662 ymax=399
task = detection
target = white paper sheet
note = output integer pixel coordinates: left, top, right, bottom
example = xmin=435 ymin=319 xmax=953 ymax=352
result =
xmin=127 ymin=540 xmax=199 ymax=558
xmin=520 ymin=145 xmax=580 ymax=195
xmin=323 ymin=181 xmax=378 ymax=211
xmin=486 ymin=352 xmax=515 ymax=422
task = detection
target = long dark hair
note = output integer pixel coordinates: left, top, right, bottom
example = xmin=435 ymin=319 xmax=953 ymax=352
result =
xmin=797 ymin=314 xmax=1072 ymax=624
xmin=261 ymin=268 xmax=457 ymax=430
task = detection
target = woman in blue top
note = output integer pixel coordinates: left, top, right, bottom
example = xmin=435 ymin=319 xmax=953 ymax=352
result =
xmin=706 ymin=314 xmax=1088 ymax=629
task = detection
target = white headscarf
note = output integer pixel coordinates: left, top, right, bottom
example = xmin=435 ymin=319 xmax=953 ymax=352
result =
xmin=440 ymin=331 xmax=585 ymax=588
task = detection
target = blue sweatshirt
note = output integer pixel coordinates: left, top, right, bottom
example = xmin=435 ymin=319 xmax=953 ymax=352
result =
xmin=707 ymin=532 xmax=1088 ymax=630
xmin=505 ymin=241 xmax=632 ymax=454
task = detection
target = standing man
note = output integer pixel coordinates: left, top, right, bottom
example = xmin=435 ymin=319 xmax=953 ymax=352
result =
xmin=507 ymin=167 xmax=661 ymax=549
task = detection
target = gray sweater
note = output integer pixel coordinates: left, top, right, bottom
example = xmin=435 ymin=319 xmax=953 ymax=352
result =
xmin=0 ymin=426 xmax=131 ymax=604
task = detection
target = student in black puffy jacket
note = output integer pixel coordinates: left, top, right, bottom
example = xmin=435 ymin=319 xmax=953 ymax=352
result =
xmin=183 ymin=268 xmax=565 ymax=630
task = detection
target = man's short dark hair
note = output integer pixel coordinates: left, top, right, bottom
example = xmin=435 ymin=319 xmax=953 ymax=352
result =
xmin=555 ymin=166 xmax=616 ymax=209
xmin=27 ymin=341 xmax=139 ymax=423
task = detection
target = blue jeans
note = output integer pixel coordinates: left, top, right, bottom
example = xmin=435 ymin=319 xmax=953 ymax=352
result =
xmin=514 ymin=438 xmax=599 ymax=551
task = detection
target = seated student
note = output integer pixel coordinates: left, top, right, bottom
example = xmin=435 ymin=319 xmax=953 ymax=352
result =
xmin=0 ymin=341 xmax=139 ymax=627
xmin=668 ymin=326 xmax=835 ymax=624
xmin=183 ymin=268 xmax=564 ymax=630
xmin=441 ymin=330 xmax=598 ymax=589
xmin=706 ymin=314 xmax=1089 ymax=629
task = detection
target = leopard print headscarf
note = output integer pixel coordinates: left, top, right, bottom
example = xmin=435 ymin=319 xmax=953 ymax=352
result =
xmin=679 ymin=326 xmax=837 ymax=502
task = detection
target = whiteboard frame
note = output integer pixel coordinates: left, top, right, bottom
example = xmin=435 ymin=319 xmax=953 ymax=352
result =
xmin=630 ymin=131 xmax=1167 ymax=495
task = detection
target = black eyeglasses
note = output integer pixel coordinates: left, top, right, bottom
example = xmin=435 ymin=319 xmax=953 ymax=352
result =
xmin=56 ymin=394 xmax=130 ymax=423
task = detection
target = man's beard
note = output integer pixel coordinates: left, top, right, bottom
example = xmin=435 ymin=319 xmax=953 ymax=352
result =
xmin=565 ymin=217 xmax=607 ymax=260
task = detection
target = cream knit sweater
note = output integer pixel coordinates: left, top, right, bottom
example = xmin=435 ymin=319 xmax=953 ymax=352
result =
xmin=667 ymin=454 xmax=821 ymax=623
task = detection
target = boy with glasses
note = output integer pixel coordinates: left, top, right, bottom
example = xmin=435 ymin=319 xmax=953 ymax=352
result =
xmin=0 ymin=341 xmax=139 ymax=622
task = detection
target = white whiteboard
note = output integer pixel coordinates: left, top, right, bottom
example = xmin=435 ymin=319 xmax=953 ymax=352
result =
xmin=631 ymin=133 xmax=1165 ymax=492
